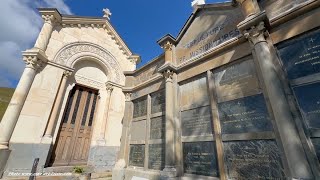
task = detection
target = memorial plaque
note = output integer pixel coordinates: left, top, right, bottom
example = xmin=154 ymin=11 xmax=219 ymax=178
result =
xmin=183 ymin=141 xmax=219 ymax=177
xmin=180 ymin=76 xmax=209 ymax=110
xmin=223 ymin=140 xmax=285 ymax=179
xmin=129 ymin=144 xmax=145 ymax=167
xmin=218 ymin=94 xmax=273 ymax=134
xmin=151 ymin=90 xmax=165 ymax=114
xmin=130 ymin=120 xmax=146 ymax=141
xmin=214 ymin=60 xmax=260 ymax=101
xmin=148 ymin=144 xmax=165 ymax=170
xmin=311 ymin=138 xmax=320 ymax=163
xmin=277 ymin=29 xmax=320 ymax=79
xmin=181 ymin=106 xmax=213 ymax=136
xmin=150 ymin=116 xmax=165 ymax=140
xmin=293 ymin=83 xmax=320 ymax=129
xmin=133 ymin=97 xmax=147 ymax=118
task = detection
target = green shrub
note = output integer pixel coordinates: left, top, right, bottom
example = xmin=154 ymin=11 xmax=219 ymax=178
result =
xmin=73 ymin=166 xmax=84 ymax=174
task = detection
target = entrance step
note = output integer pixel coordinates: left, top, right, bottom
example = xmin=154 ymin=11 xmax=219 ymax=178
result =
xmin=91 ymin=172 xmax=112 ymax=180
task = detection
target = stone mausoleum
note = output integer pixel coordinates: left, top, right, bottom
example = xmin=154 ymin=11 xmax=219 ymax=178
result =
xmin=1 ymin=0 xmax=320 ymax=179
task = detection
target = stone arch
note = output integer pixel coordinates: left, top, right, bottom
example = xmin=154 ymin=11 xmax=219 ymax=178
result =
xmin=53 ymin=41 xmax=125 ymax=85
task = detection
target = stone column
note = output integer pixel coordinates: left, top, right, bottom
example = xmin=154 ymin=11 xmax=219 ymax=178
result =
xmin=34 ymin=14 xmax=56 ymax=51
xmin=237 ymin=7 xmax=313 ymax=178
xmin=163 ymin=41 xmax=173 ymax=63
xmin=161 ymin=69 xmax=177 ymax=178
xmin=99 ymin=83 xmax=114 ymax=143
xmin=0 ymin=51 xmax=47 ymax=150
xmin=43 ymin=70 xmax=72 ymax=139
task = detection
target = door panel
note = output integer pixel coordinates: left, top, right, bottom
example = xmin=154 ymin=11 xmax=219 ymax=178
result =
xmin=50 ymin=85 xmax=99 ymax=166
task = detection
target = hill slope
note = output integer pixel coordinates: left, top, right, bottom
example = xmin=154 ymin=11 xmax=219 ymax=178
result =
xmin=0 ymin=87 xmax=15 ymax=121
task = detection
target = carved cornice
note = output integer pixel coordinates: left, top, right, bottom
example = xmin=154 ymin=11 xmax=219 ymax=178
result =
xmin=74 ymin=74 xmax=104 ymax=89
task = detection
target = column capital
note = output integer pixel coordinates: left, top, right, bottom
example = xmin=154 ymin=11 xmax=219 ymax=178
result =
xmin=162 ymin=41 xmax=173 ymax=51
xmin=38 ymin=8 xmax=62 ymax=25
xmin=243 ymin=21 xmax=268 ymax=45
xmin=22 ymin=49 xmax=48 ymax=70
xmin=63 ymin=70 xmax=73 ymax=77
xmin=125 ymin=93 xmax=132 ymax=102
xmin=41 ymin=14 xmax=57 ymax=24
xmin=105 ymin=83 xmax=114 ymax=93
xmin=163 ymin=69 xmax=174 ymax=81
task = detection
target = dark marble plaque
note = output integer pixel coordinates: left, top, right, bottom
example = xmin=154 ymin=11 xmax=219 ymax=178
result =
xmin=293 ymin=83 xmax=320 ymax=129
xmin=133 ymin=97 xmax=147 ymax=118
xmin=151 ymin=90 xmax=165 ymax=114
xmin=311 ymin=138 xmax=320 ymax=163
xmin=150 ymin=116 xmax=165 ymax=140
xmin=148 ymin=144 xmax=165 ymax=170
xmin=277 ymin=29 xmax=320 ymax=79
xmin=224 ymin=140 xmax=285 ymax=179
xmin=218 ymin=94 xmax=273 ymax=134
xmin=181 ymin=106 xmax=213 ymax=136
xmin=129 ymin=144 xmax=145 ymax=167
xmin=183 ymin=141 xmax=219 ymax=177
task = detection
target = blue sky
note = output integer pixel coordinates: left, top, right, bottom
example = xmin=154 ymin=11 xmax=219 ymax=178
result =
xmin=0 ymin=0 xmax=227 ymax=88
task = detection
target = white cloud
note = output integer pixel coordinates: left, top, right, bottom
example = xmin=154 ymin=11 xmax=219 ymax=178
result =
xmin=0 ymin=0 xmax=72 ymax=88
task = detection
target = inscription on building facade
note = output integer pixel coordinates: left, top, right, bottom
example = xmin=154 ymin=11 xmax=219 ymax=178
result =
xmin=150 ymin=116 xmax=165 ymax=140
xmin=181 ymin=106 xmax=213 ymax=136
xmin=151 ymin=90 xmax=165 ymax=114
xmin=133 ymin=97 xmax=147 ymax=118
xmin=183 ymin=141 xmax=219 ymax=177
xmin=223 ymin=140 xmax=285 ymax=179
xmin=278 ymin=29 xmax=320 ymax=79
xmin=293 ymin=82 xmax=320 ymax=129
xmin=214 ymin=60 xmax=260 ymax=101
xmin=148 ymin=144 xmax=165 ymax=170
xmin=218 ymin=94 xmax=273 ymax=134
xmin=129 ymin=144 xmax=145 ymax=167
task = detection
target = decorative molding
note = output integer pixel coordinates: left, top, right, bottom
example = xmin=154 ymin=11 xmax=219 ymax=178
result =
xmin=74 ymin=74 xmax=105 ymax=89
xmin=105 ymin=82 xmax=114 ymax=93
xmin=125 ymin=93 xmax=132 ymax=101
xmin=162 ymin=41 xmax=173 ymax=51
xmin=22 ymin=48 xmax=48 ymax=70
xmin=42 ymin=14 xmax=56 ymax=24
xmin=243 ymin=21 xmax=267 ymax=45
xmin=54 ymin=42 xmax=124 ymax=84
xmin=63 ymin=70 xmax=73 ymax=77
xmin=163 ymin=69 xmax=174 ymax=80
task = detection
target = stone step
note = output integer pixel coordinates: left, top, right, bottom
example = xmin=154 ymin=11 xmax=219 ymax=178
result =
xmin=91 ymin=172 xmax=112 ymax=179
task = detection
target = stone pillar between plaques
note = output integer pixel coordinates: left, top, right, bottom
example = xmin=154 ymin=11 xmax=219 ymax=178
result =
xmin=113 ymin=93 xmax=133 ymax=180
xmin=98 ymin=83 xmax=114 ymax=144
xmin=42 ymin=70 xmax=72 ymax=141
xmin=0 ymin=50 xmax=47 ymax=177
xmin=238 ymin=13 xmax=313 ymax=178
xmin=160 ymin=69 xmax=177 ymax=179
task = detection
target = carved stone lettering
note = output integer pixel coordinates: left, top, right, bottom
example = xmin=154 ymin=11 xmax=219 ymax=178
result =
xmin=129 ymin=144 xmax=145 ymax=167
xmin=150 ymin=116 xmax=165 ymax=140
xmin=181 ymin=106 xmax=213 ymax=136
xmin=148 ymin=144 xmax=165 ymax=170
xmin=214 ymin=60 xmax=260 ymax=101
xmin=218 ymin=94 xmax=273 ymax=134
xmin=224 ymin=140 xmax=285 ymax=179
xmin=133 ymin=97 xmax=147 ymax=118
xmin=293 ymin=82 xmax=320 ymax=129
xmin=183 ymin=141 xmax=219 ymax=177
xmin=277 ymin=29 xmax=320 ymax=79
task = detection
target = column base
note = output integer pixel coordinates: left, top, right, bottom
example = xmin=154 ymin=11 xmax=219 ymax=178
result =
xmin=160 ymin=166 xmax=177 ymax=180
xmin=0 ymin=149 xmax=11 ymax=178
xmin=0 ymin=142 xmax=9 ymax=150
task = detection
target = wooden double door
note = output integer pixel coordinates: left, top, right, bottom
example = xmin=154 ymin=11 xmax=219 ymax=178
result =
xmin=50 ymin=85 xmax=99 ymax=166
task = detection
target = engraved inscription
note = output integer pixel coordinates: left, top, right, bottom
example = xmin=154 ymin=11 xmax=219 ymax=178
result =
xmin=218 ymin=94 xmax=273 ymax=134
xmin=224 ymin=140 xmax=285 ymax=179
xmin=129 ymin=144 xmax=145 ymax=167
xmin=148 ymin=144 xmax=165 ymax=170
xmin=150 ymin=116 xmax=165 ymax=140
xmin=293 ymin=83 xmax=320 ymax=129
xmin=151 ymin=90 xmax=165 ymax=114
xmin=277 ymin=29 xmax=320 ymax=79
xmin=181 ymin=106 xmax=213 ymax=136
xmin=183 ymin=141 xmax=219 ymax=177
xmin=214 ymin=60 xmax=260 ymax=101
xmin=133 ymin=97 xmax=147 ymax=118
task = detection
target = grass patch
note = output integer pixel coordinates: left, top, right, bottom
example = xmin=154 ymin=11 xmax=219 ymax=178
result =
xmin=0 ymin=87 xmax=15 ymax=121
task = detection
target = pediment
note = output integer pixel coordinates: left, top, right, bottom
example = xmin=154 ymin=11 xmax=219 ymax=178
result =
xmin=175 ymin=4 xmax=244 ymax=64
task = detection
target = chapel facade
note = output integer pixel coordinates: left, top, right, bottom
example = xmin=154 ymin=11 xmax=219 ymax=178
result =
xmin=1 ymin=0 xmax=320 ymax=180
